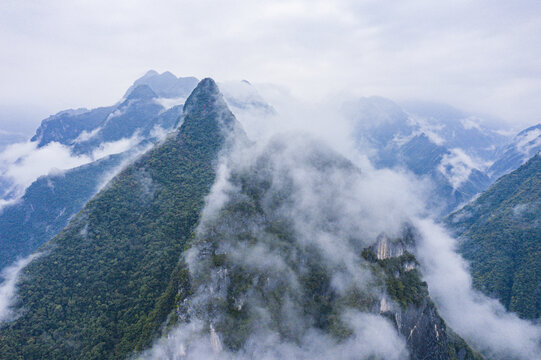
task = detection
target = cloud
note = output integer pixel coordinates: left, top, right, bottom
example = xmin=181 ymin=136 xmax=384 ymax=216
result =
xmin=515 ymin=127 xmax=541 ymax=157
xmin=414 ymin=218 xmax=541 ymax=359
xmin=0 ymin=253 xmax=40 ymax=323
xmin=141 ymin=312 xmax=408 ymax=360
xmin=140 ymin=130 xmax=423 ymax=359
xmin=0 ymin=133 xmax=143 ymax=205
xmin=437 ymin=148 xmax=481 ymax=189
xmin=1 ymin=1 xmax=541 ymax=128
xmin=74 ymin=126 xmax=102 ymax=143
xmin=153 ymin=97 xmax=186 ymax=110
xmin=141 ymin=86 xmax=540 ymax=359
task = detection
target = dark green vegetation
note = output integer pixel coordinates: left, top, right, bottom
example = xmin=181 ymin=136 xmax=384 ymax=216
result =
xmin=0 ymin=78 xmax=487 ymax=359
xmin=188 ymin=145 xmax=378 ymax=350
xmin=0 ymin=86 xmax=183 ymax=271
xmin=0 ymin=78 xmax=237 ymax=359
xmin=447 ymin=154 xmax=541 ymax=320
xmin=0 ymin=104 xmax=183 ymax=271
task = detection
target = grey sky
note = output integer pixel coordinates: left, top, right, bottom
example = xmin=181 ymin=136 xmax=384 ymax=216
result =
xmin=1 ymin=0 xmax=540 ymax=133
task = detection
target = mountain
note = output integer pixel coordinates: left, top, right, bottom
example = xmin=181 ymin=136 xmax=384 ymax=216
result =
xmin=345 ymin=97 xmax=508 ymax=214
xmin=0 ymin=105 xmax=183 ymax=270
xmin=142 ymin=133 xmax=481 ymax=359
xmin=447 ymin=154 xmax=541 ymax=320
xmin=124 ymin=70 xmax=199 ymax=99
xmin=488 ymin=124 xmax=541 ymax=181
xmin=29 ymin=71 xmax=199 ymax=155
xmin=30 ymin=85 xmax=182 ymax=155
xmin=0 ymin=151 xmax=131 ymax=270
xmin=0 ymin=71 xmax=277 ymax=281
xmin=0 ymin=78 xmax=240 ymax=359
xmin=0 ymin=73 xmax=194 ymax=271
xmin=0 ymin=80 xmax=483 ymax=359
xmin=401 ymin=101 xmax=507 ymax=161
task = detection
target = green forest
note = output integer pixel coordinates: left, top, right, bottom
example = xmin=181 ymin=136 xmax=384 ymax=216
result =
xmin=447 ymin=154 xmax=541 ymax=320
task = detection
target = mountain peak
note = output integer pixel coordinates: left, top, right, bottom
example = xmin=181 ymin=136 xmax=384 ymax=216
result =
xmin=187 ymin=78 xmax=219 ymax=98
xmin=183 ymin=78 xmax=226 ymax=117
xmin=125 ymin=70 xmax=198 ymax=99
xmin=125 ymin=84 xmax=157 ymax=101
xmin=142 ymin=69 xmax=159 ymax=78
xmin=179 ymin=77 xmax=241 ymax=145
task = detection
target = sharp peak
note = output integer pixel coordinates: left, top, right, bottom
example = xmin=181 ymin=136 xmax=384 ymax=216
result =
xmin=198 ymin=77 xmax=219 ymax=91
xmin=184 ymin=78 xmax=221 ymax=104
xmin=182 ymin=78 xmax=234 ymax=122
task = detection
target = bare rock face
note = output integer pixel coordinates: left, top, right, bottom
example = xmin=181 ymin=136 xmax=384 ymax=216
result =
xmin=376 ymin=234 xmax=405 ymax=260
xmin=369 ymin=231 xmax=483 ymax=360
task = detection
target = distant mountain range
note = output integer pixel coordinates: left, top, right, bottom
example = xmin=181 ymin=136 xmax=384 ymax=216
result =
xmin=344 ymin=96 xmax=540 ymax=214
xmin=488 ymin=124 xmax=541 ymax=181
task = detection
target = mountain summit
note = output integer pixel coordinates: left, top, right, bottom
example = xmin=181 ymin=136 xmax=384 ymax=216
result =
xmin=125 ymin=70 xmax=198 ymax=99
xmin=0 ymin=78 xmax=240 ymax=359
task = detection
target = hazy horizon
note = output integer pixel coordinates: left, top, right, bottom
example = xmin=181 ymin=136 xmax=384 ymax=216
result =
xmin=1 ymin=1 xmax=541 ymax=134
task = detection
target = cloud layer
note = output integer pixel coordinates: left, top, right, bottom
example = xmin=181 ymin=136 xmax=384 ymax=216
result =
xmin=0 ymin=134 xmax=142 ymax=205
xmin=1 ymin=1 xmax=541 ymax=129
xmin=414 ymin=219 xmax=541 ymax=359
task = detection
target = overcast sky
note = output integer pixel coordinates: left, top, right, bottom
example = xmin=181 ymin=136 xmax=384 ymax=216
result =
xmin=1 ymin=0 xmax=540 ymax=133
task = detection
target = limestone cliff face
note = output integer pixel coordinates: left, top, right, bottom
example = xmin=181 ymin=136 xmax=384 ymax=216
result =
xmin=376 ymin=234 xmax=405 ymax=260
xmin=366 ymin=233 xmax=484 ymax=360
xmin=386 ymin=299 xmax=452 ymax=360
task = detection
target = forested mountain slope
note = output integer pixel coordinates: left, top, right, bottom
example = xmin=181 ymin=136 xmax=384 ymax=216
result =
xmin=447 ymin=154 xmax=541 ymax=320
xmin=141 ymin=134 xmax=482 ymax=360
xmin=0 ymin=78 xmax=484 ymax=360
xmin=0 ymin=78 xmax=239 ymax=359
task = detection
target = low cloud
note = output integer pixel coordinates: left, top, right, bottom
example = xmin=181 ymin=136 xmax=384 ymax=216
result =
xmin=141 ymin=313 xmax=407 ymax=360
xmin=140 ymin=132 xmax=421 ymax=359
xmin=140 ymin=85 xmax=541 ymax=359
xmin=0 ymin=133 xmax=143 ymax=206
xmin=437 ymin=148 xmax=481 ymax=189
xmin=414 ymin=219 xmax=541 ymax=359
xmin=0 ymin=253 xmax=40 ymax=323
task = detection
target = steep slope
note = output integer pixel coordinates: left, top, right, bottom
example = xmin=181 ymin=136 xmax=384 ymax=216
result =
xmin=141 ymin=135 xmax=481 ymax=360
xmin=0 ymin=78 xmax=239 ymax=359
xmin=488 ymin=124 xmax=541 ymax=180
xmin=0 ymin=105 xmax=182 ymax=269
xmin=0 ymin=89 xmax=185 ymax=271
xmin=447 ymin=154 xmax=541 ymax=319
xmin=401 ymin=101 xmax=507 ymax=160
xmin=0 ymin=152 xmax=127 ymax=270
xmin=30 ymin=71 xmax=198 ymax=155
xmin=363 ymin=237 xmax=484 ymax=360
xmin=0 ymin=72 xmax=275 ymax=279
